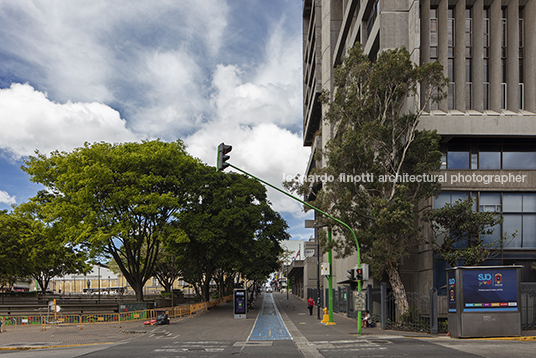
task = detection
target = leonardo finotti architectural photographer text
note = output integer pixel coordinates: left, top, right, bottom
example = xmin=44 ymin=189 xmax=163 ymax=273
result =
xmin=283 ymin=173 xmax=528 ymax=185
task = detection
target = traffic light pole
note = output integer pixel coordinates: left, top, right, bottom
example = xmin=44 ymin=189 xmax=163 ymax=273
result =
xmin=327 ymin=227 xmax=334 ymax=325
xmin=227 ymin=163 xmax=362 ymax=335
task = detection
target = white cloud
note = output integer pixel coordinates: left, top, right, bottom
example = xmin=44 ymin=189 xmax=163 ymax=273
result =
xmin=0 ymin=190 xmax=16 ymax=205
xmin=0 ymin=83 xmax=142 ymax=159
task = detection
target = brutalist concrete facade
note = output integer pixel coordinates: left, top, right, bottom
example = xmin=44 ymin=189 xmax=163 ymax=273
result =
xmin=302 ymin=0 xmax=536 ymax=295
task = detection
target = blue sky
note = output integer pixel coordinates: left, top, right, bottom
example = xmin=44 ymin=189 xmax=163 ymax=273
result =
xmin=0 ymin=0 xmax=313 ymax=240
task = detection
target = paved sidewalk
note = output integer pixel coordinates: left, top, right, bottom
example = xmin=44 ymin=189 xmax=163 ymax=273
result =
xmin=272 ymin=292 xmax=536 ymax=341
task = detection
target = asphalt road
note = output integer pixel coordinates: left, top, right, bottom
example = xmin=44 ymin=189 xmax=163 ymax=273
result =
xmin=1 ymin=293 xmax=535 ymax=357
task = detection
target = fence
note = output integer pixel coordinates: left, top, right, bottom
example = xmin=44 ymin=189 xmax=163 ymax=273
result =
xmin=308 ymin=282 xmax=536 ymax=334
xmin=0 ymin=295 xmax=232 ymax=331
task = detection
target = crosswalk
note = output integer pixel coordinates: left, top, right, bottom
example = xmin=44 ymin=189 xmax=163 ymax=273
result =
xmin=151 ymin=339 xmax=389 ymax=356
xmin=153 ymin=341 xmax=228 ymax=353
xmin=309 ymin=339 xmax=390 ymax=353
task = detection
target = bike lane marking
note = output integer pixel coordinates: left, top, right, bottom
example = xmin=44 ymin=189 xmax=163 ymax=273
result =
xmin=248 ymin=293 xmax=291 ymax=341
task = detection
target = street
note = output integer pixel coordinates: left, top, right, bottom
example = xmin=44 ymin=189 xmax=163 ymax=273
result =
xmin=1 ymin=293 xmax=535 ymax=357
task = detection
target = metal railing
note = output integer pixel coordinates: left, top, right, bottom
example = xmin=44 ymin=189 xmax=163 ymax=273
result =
xmin=0 ymin=295 xmax=232 ymax=332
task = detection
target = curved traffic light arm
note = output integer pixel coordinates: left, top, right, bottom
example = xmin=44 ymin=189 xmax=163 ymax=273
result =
xmin=227 ymin=162 xmax=363 ymax=335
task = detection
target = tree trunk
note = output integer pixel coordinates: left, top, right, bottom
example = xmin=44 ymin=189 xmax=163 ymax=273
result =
xmin=201 ymin=278 xmax=211 ymax=302
xmin=132 ymin=280 xmax=145 ymax=302
xmin=386 ymin=262 xmax=409 ymax=317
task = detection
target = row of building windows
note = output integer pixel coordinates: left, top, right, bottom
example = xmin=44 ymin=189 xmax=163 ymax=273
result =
xmin=434 ymin=191 xmax=536 ymax=249
xmin=440 ymin=141 xmax=536 ymax=170
xmin=429 ymin=5 xmax=524 ymax=110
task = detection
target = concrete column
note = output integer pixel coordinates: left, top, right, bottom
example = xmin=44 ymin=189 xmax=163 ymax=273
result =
xmin=438 ymin=0 xmax=449 ymax=111
xmin=526 ymin=0 xmax=536 ymax=112
xmin=489 ymin=0 xmax=502 ymax=111
xmin=473 ymin=0 xmax=484 ymax=112
xmin=507 ymin=0 xmax=519 ymax=111
xmin=421 ymin=0 xmax=431 ymax=111
xmin=455 ymin=0 xmax=466 ymax=111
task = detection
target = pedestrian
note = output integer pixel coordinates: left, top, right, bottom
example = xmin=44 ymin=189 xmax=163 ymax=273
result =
xmin=362 ymin=310 xmax=371 ymax=328
xmin=307 ymin=297 xmax=314 ymax=315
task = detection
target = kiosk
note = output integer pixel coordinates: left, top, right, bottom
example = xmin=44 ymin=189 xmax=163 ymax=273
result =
xmin=447 ymin=266 xmax=522 ymax=338
xmin=233 ymin=289 xmax=247 ymax=319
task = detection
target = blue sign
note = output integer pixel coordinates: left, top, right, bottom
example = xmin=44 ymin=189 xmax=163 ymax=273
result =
xmin=448 ymin=271 xmax=456 ymax=312
xmin=462 ymin=268 xmax=518 ymax=312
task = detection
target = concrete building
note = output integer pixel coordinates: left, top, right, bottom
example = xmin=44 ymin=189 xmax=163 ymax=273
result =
xmin=302 ymin=0 xmax=536 ymax=295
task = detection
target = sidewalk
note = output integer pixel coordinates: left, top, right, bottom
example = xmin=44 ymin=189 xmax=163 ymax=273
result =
xmin=1 ymin=293 xmax=535 ymax=351
xmin=272 ymin=292 xmax=536 ymax=341
xmin=272 ymin=291 xmax=433 ymax=341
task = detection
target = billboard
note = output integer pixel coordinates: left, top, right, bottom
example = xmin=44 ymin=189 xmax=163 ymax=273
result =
xmin=462 ymin=268 xmax=518 ymax=312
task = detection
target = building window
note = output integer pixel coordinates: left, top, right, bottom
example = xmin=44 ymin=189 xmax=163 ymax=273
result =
xmin=483 ymin=8 xmax=490 ymax=110
xmin=448 ymin=8 xmax=455 ymax=110
xmin=501 ymin=8 xmax=507 ymax=110
xmin=434 ymin=192 xmax=536 ymax=249
xmin=442 ymin=139 xmax=536 ymax=170
xmin=519 ymin=8 xmax=524 ymax=109
xmin=466 ymin=8 xmax=473 ymax=109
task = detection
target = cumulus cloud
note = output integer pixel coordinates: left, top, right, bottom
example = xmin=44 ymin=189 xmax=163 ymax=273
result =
xmin=0 ymin=83 xmax=142 ymax=159
xmin=0 ymin=190 xmax=16 ymax=205
xmin=0 ymin=1 xmax=313 ymax=235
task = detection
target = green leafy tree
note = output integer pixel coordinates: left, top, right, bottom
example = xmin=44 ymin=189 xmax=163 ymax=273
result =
xmin=22 ymin=140 xmax=200 ymax=301
xmin=426 ymin=198 xmax=516 ymax=267
xmin=175 ymin=166 xmax=288 ymax=301
xmin=0 ymin=210 xmax=31 ymax=290
xmin=287 ymin=45 xmax=447 ymax=315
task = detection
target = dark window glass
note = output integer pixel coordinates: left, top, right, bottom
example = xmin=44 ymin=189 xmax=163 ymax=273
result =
xmin=448 ymin=145 xmax=470 ymax=169
xmin=503 ymin=147 xmax=536 ymax=169
xmin=522 ymin=214 xmax=536 ymax=248
xmin=523 ymin=193 xmax=536 ymax=212
xmin=503 ymin=214 xmax=522 ymax=248
xmin=503 ymin=193 xmax=522 ymax=212
xmin=479 ymin=145 xmax=501 ymax=169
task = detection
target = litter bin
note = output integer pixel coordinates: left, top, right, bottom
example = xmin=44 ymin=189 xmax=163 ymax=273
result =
xmin=447 ymin=266 xmax=522 ymax=338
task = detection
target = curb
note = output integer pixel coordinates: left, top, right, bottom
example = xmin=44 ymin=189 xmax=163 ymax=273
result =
xmin=0 ymin=342 xmax=116 ymax=351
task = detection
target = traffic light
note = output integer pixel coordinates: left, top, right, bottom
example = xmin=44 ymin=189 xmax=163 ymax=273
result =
xmin=217 ymin=143 xmax=232 ymax=171
xmin=356 ymin=267 xmax=363 ymax=281
xmin=347 ymin=268 xmax=355 ymax=281
xmin=346 ymin=269 xmax=357 ymax=290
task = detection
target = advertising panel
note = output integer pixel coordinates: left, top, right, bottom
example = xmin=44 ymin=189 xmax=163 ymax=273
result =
xmin=234 ymin=289 xmax=246 ymax=315
xmin=462 ymin=268 xmax=518 ymax=312
xmin=448 ymin=270 xmax=456 ymax=312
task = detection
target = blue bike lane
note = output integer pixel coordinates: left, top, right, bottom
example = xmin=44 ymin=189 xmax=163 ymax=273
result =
xmin=248 ymin=293 xmax=292 ymax=341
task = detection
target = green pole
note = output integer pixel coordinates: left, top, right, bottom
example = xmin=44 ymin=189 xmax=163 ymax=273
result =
xmin=327 ymin=227 xmax=335 ymax=325
xmin=227 ymin=163 xmax=362 ymax=335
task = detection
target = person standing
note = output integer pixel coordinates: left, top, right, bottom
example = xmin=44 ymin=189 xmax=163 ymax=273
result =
xmin=307 ymin=297 xmax=314 ymax=315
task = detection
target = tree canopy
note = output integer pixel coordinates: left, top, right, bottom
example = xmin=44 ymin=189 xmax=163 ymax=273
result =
xmin=22 ymin=140 xmax=200 ymax=301
xmin=174 ymin=166 xmax=289 ymax=301
xmin=287 ymin=44 xmax=447 ymax=314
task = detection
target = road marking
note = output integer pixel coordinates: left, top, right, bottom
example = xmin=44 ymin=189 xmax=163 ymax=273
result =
xmin=248 ymin=294 xmax=291 ymax=341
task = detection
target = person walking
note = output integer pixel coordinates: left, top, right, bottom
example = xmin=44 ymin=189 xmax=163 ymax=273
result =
xmin=307 ymin=297 xmax=314 ymax=315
